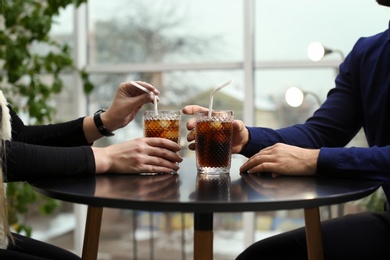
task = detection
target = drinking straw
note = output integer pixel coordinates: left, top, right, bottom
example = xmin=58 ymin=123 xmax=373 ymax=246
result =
xmin=208 ymin=80 xmax=233 ymax=117
xmin=130 ymin=81 xmax=158 ymax=114
xmin=130 ymin=81 xmax=151 ymax=94
xmin=153 ymin=95 xmax=158 ymax=113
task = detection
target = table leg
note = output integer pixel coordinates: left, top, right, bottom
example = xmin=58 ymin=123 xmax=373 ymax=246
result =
xmin=304 ymin=207 xmax=324 ymax=260
xmin=194 ymin=213 xmax=213 ymax=260
xmin=82 ymin=206 xmax=103 ymax=260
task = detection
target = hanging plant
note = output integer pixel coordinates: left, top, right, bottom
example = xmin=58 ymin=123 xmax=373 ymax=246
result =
xmin=0 ymin=0 xmax=93 ymax=236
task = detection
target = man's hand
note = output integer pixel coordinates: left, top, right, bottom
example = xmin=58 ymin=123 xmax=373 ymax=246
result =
xmin=182 ymin=105 xmax=249 ymax=153
xmin=240 ymin=143 xmax=319 ymax=176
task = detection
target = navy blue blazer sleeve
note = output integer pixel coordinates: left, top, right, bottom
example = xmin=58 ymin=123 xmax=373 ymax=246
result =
xmin=240 ymin=23 xmax=390 ymax=183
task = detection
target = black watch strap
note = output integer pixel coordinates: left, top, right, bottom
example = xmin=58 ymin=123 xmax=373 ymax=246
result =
xmin=93 ymin=109 xmax=115 ymax=137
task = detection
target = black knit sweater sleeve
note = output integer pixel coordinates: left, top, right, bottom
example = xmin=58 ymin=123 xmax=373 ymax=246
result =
xmin=5 ymin=141 xmax=95 ymax=182
xmin=10 ymin=106 xmax=91 ymax=147
xmin=4 ymin=106 xmax=96 ymax=181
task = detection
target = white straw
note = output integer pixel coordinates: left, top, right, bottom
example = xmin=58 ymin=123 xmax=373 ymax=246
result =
xmin=208 ymin=80 xmax=232 ymax=117
xmin=130 ymin=81 xmax=151 ymax=93
xmin=154 ymin=95 xmax=158 ymax=114
xmin=131 ymin=81 xmax=159 ymax=114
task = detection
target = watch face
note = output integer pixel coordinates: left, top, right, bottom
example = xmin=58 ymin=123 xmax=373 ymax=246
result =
xmin=95 ymin=109 xmax=106 ymax=115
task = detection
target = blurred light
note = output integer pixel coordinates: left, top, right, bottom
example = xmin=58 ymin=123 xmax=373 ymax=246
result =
xmin=307 ymin=41 xmax=345 ymax=62
xmin=285 ymin=87 xmax=322 ymax=108
xmin=285 ymin=87 xmax=304 ymax=107
xmin=307 ymin=42 xmax=326 ymax=61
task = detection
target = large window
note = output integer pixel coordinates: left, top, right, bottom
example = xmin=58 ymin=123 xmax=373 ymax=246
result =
xmin=254 ymin=0 xmax=389 ymax=130
xmin=88 ymin=0 xmax=243 ymax=64
xmin=47 ymin=1 xmax=389 ymax=259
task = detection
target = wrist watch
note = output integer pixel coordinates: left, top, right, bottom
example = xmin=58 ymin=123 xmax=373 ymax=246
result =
xmin=93 ymin=109 xmax=115 ymax=137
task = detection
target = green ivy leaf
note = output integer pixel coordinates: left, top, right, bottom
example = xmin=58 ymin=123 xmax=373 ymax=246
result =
xmin=2 ymin=0 xmax=91 ymax=235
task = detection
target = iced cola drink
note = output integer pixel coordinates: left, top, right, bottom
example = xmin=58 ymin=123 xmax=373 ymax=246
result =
xmin=195 ymin=110 xmax=233 ymax=174
xmin=143 ymin=110 xmax=181 ymax=144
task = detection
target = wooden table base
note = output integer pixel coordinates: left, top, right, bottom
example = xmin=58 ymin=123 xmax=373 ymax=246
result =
xmin=194 ymin=213 xmax=213 ymax=260
xmin=79 ymin=207 xmax=323 ymax=260
xmin=82 ymin=206 xmax=103 ymax=260
xmin=194 ymin=230 xmax=213 ymax=260
xmin=304 ymin=207 xmax=324 ymax=260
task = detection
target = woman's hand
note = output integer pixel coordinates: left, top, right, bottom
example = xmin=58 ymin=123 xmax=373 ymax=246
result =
xmin=83 ymin=81 xmax=159 ymax=143
xmin=103 ymin=81 xmax=160 ymax=131
xmin=182 ymin=105 xmax=249 ymax=153
xmin=92 ymin=137 xmax=183 ymax=174
xmin=239 ymin=143 xmax=319 ymax=176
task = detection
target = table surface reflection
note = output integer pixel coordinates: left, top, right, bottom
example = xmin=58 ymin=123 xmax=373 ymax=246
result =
xmin=30 ymin=156 xmax=382 ymax=213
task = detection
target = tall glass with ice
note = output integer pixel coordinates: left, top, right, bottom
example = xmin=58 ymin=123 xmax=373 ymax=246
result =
xmin=143 ymin=110 xmax=181 ymax=144
xmin=195 ymin=110 xmax=234 ymax=174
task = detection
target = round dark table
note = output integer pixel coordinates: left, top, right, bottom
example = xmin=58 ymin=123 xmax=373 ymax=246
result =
xmin=30 ymin=156 xmax=382 ymax=260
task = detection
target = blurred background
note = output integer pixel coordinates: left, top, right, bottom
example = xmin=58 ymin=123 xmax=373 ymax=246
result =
xmin=2 ymin=0 xmax=389 ymax=259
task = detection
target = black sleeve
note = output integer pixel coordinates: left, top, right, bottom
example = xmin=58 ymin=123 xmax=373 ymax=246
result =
xmin=10 ymin=106 xmax=91 ymax=147
xmin=4 ymin=140 xmax=96 ymax=182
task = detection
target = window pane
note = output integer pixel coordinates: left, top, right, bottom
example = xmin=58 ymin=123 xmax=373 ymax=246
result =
xmin=88 ymin=0 xmax=243 ymax=64
xmin=255 ymin=68 xmax=335 ymax=128
xmin=253 ymin=0 xmax=384 ymax=149
xmin=255 ymin=0 xmax=389 ymax=61
xmin=51 ymin=5 xmax=74 ymax=36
